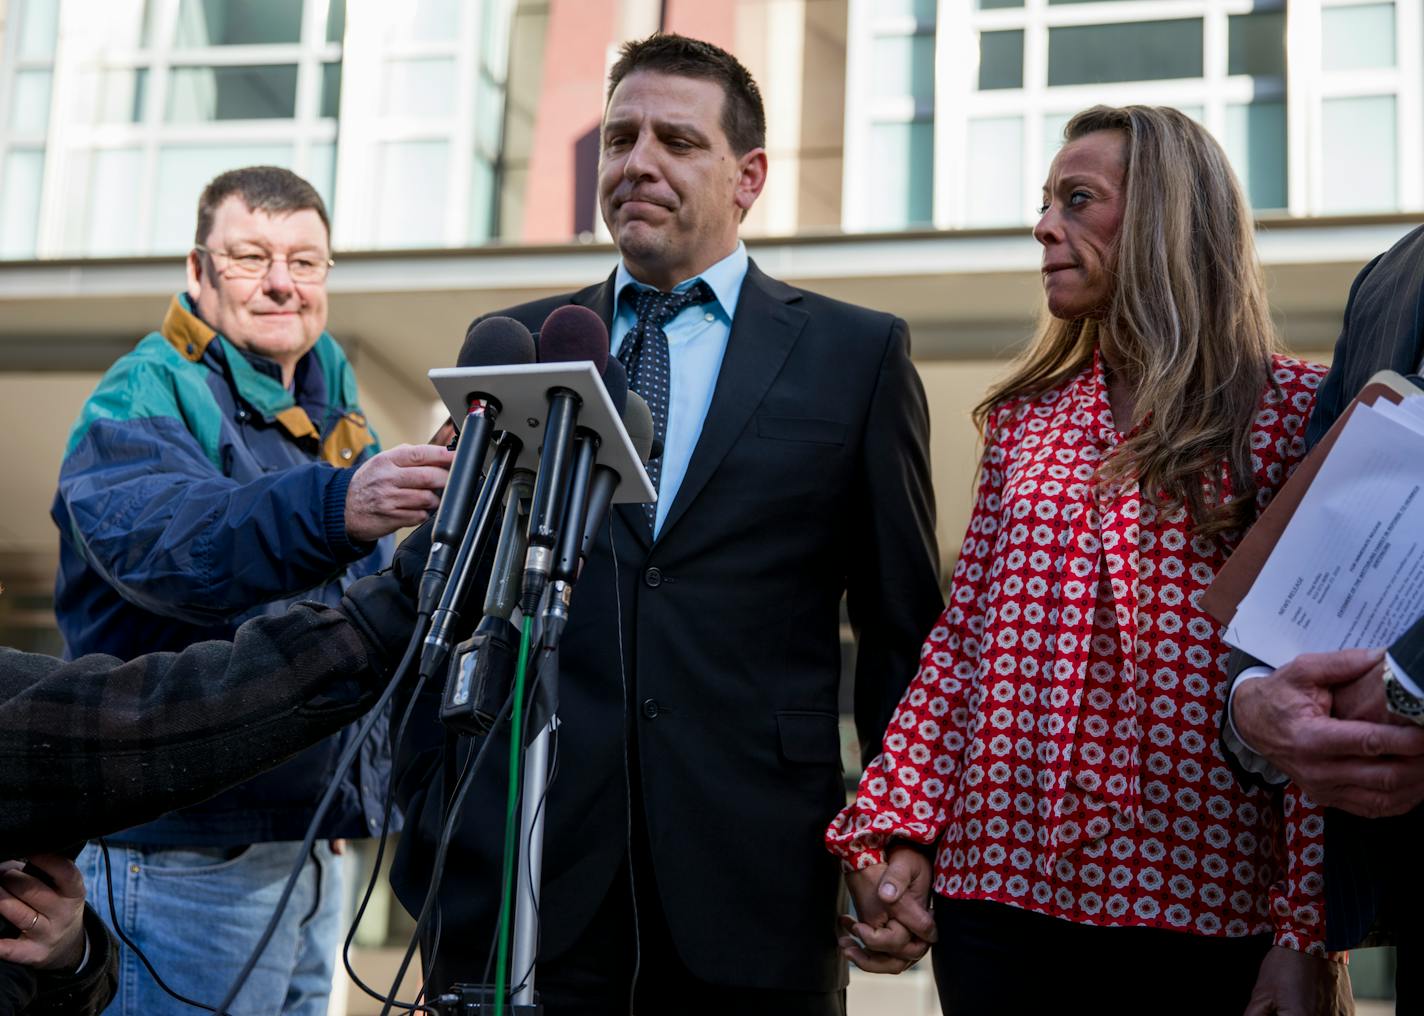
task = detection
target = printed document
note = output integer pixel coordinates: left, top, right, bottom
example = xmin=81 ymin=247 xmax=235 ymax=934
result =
xmin=1225 ymin=398 xmax=1424 ymax=666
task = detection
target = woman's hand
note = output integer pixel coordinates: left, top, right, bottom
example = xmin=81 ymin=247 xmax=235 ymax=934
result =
xmin=839 ymin=845 xmax=937 ymax=973
xmin=0 ymin=853 xmax=88 ymax=972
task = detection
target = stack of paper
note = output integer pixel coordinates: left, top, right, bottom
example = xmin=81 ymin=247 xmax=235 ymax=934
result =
xmin=1223 ymin=388 xmax=1424 ymax=667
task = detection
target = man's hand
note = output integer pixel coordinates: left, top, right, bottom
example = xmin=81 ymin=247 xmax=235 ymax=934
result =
xmin=0 ymin=854 xmax=87 ymax=972
xmin=1243 ymin=946 xmax=1352 ymax=1016
xmin=839 ymin=845 xmax=937 ymax=974
xmin=1234 ymin=649 xmax=1424 ymax=816
xmin=344 ymin=444 xmax=455 ymax=543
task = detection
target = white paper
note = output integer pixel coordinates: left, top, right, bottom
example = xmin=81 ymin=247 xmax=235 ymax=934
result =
xmin=1227 ymin=399 xmax=1424 ymax=667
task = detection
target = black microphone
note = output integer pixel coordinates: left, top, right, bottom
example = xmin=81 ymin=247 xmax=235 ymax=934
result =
xmin=439 ymin=469 xmax=533 ymax=734
xmin=418 ymin=317 xmax=536 ymax=614
xmin=520 ymin=306 xmax=610 ymax=615
xmin=540 ymin=361 xmax=631 ymax=648
xmin=577 ymin=391 xmax=654 ymax=566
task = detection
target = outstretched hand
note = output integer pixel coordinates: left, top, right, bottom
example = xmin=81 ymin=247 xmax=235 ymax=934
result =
xmin=839 ymin=844 xmax=937 ymax=974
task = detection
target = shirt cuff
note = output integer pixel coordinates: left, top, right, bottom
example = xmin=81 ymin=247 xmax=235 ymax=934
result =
xmin=1224 ymin=666 xmax=1290 ymax=786
xmin=1388 ymin=653 xmax=1422 ymax=697
xmin=322 ymin=466 xmax=375 ymax=563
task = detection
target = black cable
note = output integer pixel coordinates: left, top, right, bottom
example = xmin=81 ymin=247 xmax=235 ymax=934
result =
xmin=97 ymin=838 xmax=219 ymax=1013
xmin=214 ymin=610 xmax=432 ymax=1016
xmin=340 ymin=667 xmax=438 ymax=1011
xmin=379 ymin=691 xmax=518 ymax=1016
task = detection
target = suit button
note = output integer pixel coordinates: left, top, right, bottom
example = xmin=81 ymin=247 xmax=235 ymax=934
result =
xmin=642 ymin=699 xmax=660 ymax=719
xmin=644 ymin=567 xmax=662 ymax=588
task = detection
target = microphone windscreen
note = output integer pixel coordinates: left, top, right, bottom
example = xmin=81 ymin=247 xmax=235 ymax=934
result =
xmin=600 ymin=358 xmax=629 ymax=417
xmin=538 ymin=306 xmax=610 ymax=374
xmin=622 ymin=391 xmax=655 ymax=464
xmin=459 ymin=316 xmax=537 ymax=367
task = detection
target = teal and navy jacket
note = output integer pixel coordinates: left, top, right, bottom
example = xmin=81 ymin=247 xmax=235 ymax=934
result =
xmin=51 ymin=293 xmax=395 ymax=845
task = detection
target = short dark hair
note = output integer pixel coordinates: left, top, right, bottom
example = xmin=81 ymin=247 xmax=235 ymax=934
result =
xmin=606 ymin=34 xmax=766 ymax=155
xmin=194 ymin=166 xmax=330 ymax=247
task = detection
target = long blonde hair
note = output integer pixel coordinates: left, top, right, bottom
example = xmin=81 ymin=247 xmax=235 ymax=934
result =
xmin=975 ymin=105 xmax=1280 ymax=537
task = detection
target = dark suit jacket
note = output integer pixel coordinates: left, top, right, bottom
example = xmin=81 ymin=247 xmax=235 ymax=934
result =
xmin=1306 ymin=224 xmax=1424 ymax=949
xmin=391 ymin=260 xmax=943 ymax=992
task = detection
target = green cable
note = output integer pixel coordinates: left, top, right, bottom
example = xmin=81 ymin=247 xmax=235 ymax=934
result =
xmin=494 ymin=613 xmax=534 ymax=1016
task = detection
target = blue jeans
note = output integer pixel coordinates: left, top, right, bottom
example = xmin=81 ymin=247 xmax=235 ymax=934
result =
xmin=79 ymin=840 xmax=347 ymax=1016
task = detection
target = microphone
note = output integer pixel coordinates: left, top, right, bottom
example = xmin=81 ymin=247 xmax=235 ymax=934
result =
xmin=578 ymin=391 xmax=653 ymax=566
xmin=520 ymin=306 xmax=610 ymax=615
xmin=541 ymin=362 xmax=631 ymax=648
xmin=439 ymin=469 xmax=534 ymax=734
xmin=418 ymin=317 xmax=536 ymax=614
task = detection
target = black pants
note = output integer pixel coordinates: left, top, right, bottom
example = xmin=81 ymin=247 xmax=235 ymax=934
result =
xmin=932 ymin=899 xmax=1273 ymax=1016
xmin=526 ymin=859 xmax=845 ymax=1016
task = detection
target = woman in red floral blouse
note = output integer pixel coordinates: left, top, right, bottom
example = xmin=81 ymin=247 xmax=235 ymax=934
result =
xmin=826 ymin=106 xmax=1351 ymax=1014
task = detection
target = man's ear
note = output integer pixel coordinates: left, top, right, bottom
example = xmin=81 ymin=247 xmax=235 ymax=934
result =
xmin=185 ymin=249 xmax=204 ymax=304
xmin=734 ymin=147 xmax=768 ymax=215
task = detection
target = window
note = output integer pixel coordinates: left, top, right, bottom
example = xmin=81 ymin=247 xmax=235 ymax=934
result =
xmin=1048 ymin=20 xmax=1204 ymax=86
xmin=1322 ymin=3 xmax=1396 ymax=71
xmin=166 ymin=65 xmax=300 ymax=121
xmin=1321 ymin=96 xmax=1397 ymax=212
xmin=979 ymin=31 xmax=1024 ymax=91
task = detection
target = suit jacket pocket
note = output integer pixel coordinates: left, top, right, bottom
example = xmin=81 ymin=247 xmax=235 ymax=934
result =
xmin=776 ymin=710 xmax=843 ymax=767
xmin=756 ymin=416 xmax=846 ymax=446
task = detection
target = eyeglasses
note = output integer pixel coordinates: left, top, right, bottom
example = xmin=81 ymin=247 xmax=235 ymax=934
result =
xmin=194 ymin=244 xmax=334 ymax=284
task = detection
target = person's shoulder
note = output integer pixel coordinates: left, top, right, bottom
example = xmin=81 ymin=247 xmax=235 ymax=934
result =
xmin=746 ymin=268 xmax=903 ymax=358
xmin=478 ymin=283 xmax=605 ymax=335
xmin=1265 ymin=352 xmax=1329 ymax=405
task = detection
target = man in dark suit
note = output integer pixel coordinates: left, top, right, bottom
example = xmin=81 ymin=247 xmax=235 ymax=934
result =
xmin=1225 ymin=223 xmax=1424 ymax=1008
xmin=390 ymin=34 xmax=942 ymax=1015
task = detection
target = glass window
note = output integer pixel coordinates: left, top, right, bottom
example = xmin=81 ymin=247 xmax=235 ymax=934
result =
xmin=321 ymin=63 xmax=342 ymax=119
xmin=966 ymin=117 xmax=1023 ymax=226
xmin=376 ymin=140 xmax=450 ymax=247
xmin=872 ymin=35 xmax=935 ymax=102
xmin=174 ymin=0 xmax=304 ymax=47
xmin=85 ymin=148 xmax=144 ymax=255
xmin=1048 ymin=20 xmax=1204 ymax=85
xmin=383 ymin=59 xmax=457 ymax=117
xmin=326 ymin=0 xmax=347 ymax=44
xmin=1321 ymin=95 xmax=1397 ymax=212
xmin=167 ymin=65 xmax=299 ymax=121
xmin=879 ymin=0 xmax=936 ymax=19
xmin=1228 ymin=11 xmax=1286 ymax=77
xmin=470 ymin=158 xmax=496 ymax=243
xmin=1224 ymin=101 xmax=1286 ymax=210
xmin=979 ymin=30 xmax=1023 ymax=91
xmin=96 ymin=68 xmax=148 ymax=124
xmin=309 ymin=142 xmax=336 ymax=217
xmin=866 ymin=121 xmax=933 ymax=229
xmin=384 ymin=0 xmax=461 ymax=43
xmin=1042 ymin=112 xmax=1073 ymax=179
xmin=474 ymin=77 xmax=504 ymax=161
xmin=1 ymin=150 xmax=45 ymax=259
xmin=1322 ymin=3 xmax=1396 ymax=71
xmin=10 ymin=70 xmax=53 ymax=133
xmin=978 ymin=0 xmax=1023 ymax=8
xmin=17 ymin=0 xmax=61 ymax=60
xmin=152 ymin=143 xmax=295 ymax=250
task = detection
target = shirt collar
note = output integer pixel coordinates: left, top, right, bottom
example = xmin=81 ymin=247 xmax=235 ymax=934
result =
xmin=614 ymin=241 xmax=749 ymax=321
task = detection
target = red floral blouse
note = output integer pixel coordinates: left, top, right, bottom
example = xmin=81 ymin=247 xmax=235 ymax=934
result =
xmin=827 ymin=351 xmax=1328 ymax=954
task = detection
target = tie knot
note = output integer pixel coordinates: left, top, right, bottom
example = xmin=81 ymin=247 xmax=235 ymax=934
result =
xmin=630 ymin=280 xmax=716 ymax=329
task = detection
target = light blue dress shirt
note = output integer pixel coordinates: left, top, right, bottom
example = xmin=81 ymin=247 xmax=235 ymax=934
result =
xmin=612 ymin=242 xmax=749 ymax=537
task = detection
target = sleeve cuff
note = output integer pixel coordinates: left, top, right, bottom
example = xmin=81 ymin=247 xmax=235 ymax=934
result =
xmin=322 ymin=466 xmax=375 ymax=564
xmin=1388 ymin=653 xmax=1422 ymax=697
xmin=1224 ymin=666 xmax=1290 ymax=786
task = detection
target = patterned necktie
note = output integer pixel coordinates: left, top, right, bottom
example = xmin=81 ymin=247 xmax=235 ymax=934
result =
xmin=617 ymin=280 xmax=716 ymax=533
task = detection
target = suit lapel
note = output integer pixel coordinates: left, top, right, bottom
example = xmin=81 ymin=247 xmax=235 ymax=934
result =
xmin=656 ymin=262 xmax=808 ymax=542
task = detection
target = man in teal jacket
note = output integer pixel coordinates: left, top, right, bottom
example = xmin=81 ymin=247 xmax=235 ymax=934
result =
xmin=50 ymin=166 xmax=451 ymax=1014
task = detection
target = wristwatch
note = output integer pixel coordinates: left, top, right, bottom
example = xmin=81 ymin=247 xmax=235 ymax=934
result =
xmin=1382 ymin=656 xmax=1424 ymax=725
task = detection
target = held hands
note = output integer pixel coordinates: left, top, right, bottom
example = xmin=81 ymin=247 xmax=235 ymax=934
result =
xmin=0 ymin=854 xmax=87 ymax=972
xmin=344 ymin=443 xmax=455 ymax=543
xmin=1233 ymin=649 xmax=1424 ymax=817
xmin=839 ymin=844 xmax=937 ymax=974
xmin=1243 ymin=946 xmax=1352 ymax=1016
